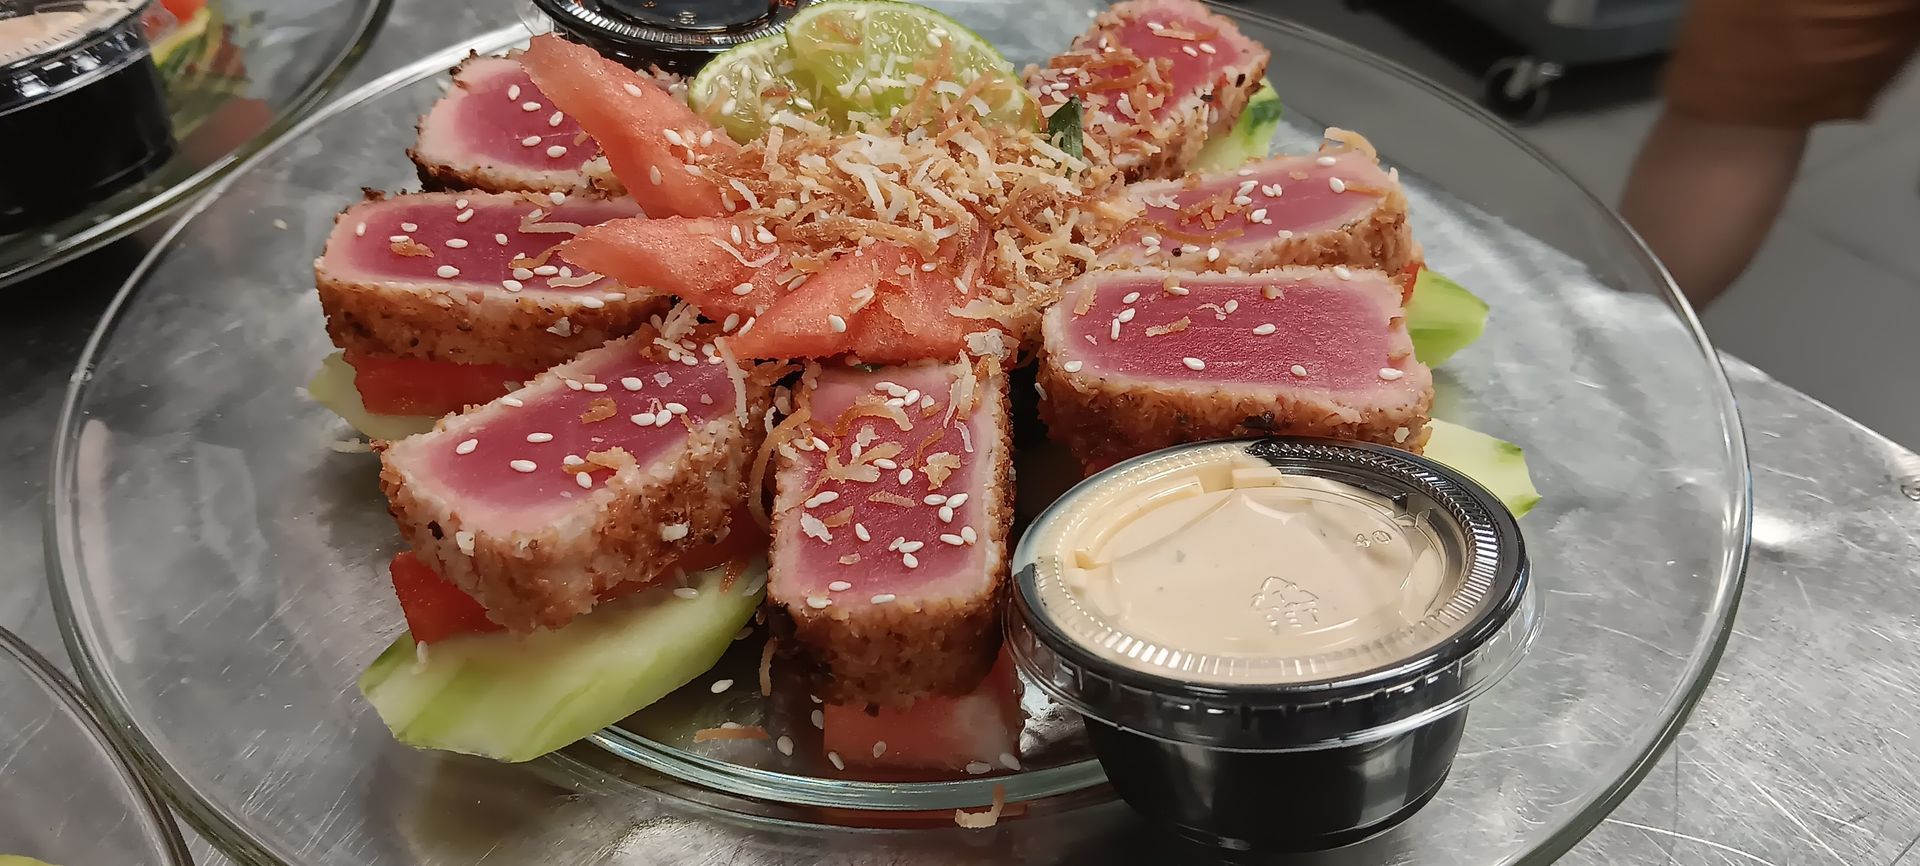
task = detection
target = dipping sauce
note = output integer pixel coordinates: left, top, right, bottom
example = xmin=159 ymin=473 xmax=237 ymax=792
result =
xmin=1009 ymin=438 xmax=1535 ymax=850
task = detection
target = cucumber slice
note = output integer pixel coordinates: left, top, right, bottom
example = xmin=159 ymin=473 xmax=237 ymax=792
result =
xmin=361 ymin=560 xmax=767 ymax=762
xmin=1192 ymin=78 xmax=1281 ymax=172
xmin=305 ymin=353 xmax=437 ymax=441
xmin=1407 ymin=269 xmax=1490 ymax=366
xmin=1423 ymin=420 xmax=1541 ymax=517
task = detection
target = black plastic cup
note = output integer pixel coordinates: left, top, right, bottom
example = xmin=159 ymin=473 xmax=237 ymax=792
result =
xmin=528 ymin=0 xmax=813 ymax=74
xmin=1008 ymin=438 xmax=1536 ymax=851
xmin=2 ymin=1 xmax=175 ymax=234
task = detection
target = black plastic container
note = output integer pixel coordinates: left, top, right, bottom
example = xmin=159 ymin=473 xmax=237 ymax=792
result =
xmin=1009 ymin=438 xmax=1537 ymax=851
xmin=1 ymin=0 xmax=174 ymax=234
xmin=529 ymin=0 xmax=813 ymax=74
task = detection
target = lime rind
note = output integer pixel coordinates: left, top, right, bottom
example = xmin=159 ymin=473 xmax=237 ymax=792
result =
xmin=689 ymin=34 xmax=823 ymax=143
xmin=781 ymin=0 xmax=1037 ymax=131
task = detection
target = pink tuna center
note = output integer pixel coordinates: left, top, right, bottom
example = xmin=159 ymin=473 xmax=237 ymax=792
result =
xmin=1130 ymin=151 xmax=1391 ymax=250
xmin=454 ymin=66 xmax=603 ymax=170
xmin=1062 ymin=275 xmax=1408 ymax=390
xmin=339 ymin=198 xmax=635 ymax=291
xmin=1107 ymin=15 xmax=1248 ymax=122
xmin=422 ymin=353 xmax=733 ymax=525
xmin=780 ymin=367 xmax=990 ymax=600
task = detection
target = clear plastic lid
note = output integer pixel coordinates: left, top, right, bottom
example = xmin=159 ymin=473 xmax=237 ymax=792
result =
xmin=1008 ymin=438 xmax=1538 ymax=752
xmin=530 ymin=0 xmax=812 ymax=72
xmin=0 ymin=0 xmax=149 ymax=114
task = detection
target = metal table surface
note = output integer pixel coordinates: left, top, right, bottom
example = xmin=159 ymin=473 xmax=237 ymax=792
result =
xmin=5 ymin=2 xmax=1919 ymax=864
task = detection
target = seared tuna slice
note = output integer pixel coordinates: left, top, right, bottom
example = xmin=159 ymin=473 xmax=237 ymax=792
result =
xmin=769 ymin=360 xmax=1012 ymax=707
xmin=409 ymin=55 xmax=624 ymax=197
xmin=317 ymin=191 xmax=662 ymax=369
xmin=1101 ymin=131 xmax=1419 ymax=289
xmin=1038 ymin=267 xmax=1431 ymax=473
xmin=1027 ymin=0 xmax=1269 ymax=181
xmin=380 ymin=329 xmax=775 ymax=632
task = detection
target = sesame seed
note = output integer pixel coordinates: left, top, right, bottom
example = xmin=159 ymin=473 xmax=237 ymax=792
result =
xmin=941 ymin=533 xmax=965 ymax=545
xmin=1063 ymin=360 xmax=1084 ymax=373
xmin=507 ymin=84 xmax=521 ymax=99
xmin=501 ymin=396 xmax=524 ymax=407
xmin=436 ymin=265 xmax=460 ymax=279
xmin=1110 ymin=318 xmax=1122 ymax=341
xmin=534 ymin=265 xmax=559 ymax=276
xmin=525 ymin=432 xmax=554 ymax=443
xmin=513 ymin=267 xmax=534 ymax=280
xmin=960 ymin=526 xmax=977 ymax=543
xmin=709 ymin=679 xmax=733 ymax=694
xmin=1180 ymin=243 xmax=1200 ymax=254
xmin=1200 ymin=42 xmax=1216 ymax=54
xmin=828 ymin=751 xmax=845 ymax=770
xmin=1250 ymin=208 xmax=1268 ymax=223
xmin=501 ymin=279 xmax=523 ymax=292
xmin=548 ymin=111 xmax=564 ymax=127
xmin=948 ymin=493 xmax=968 ymax=508
xmin=1254 ymin=323 xmax=1277 ymax=335
xmin=923 ymin=494 xmax=948 ymax=506
xmin=1182 ymin=357 xmax=1207 ymax=371
xmin=387 ymin=235 xmax=410 ymax=243
xmin=776 ymin=735 xmax=794 ymax=756
xmin=548 ymin=192 xmax=567 ymax=205
xmin=1117 ymin=308 xmax=1136 ymax=324
xmin=400 ymin=222 xmax=418 ymax=232
xmin=454 ymin=530 xmax=475 ymax=555
xmin=563 ymin=455 xmax=585 ymax=466
xmin=872 ymin=741 xmax=887 ymax=758
xmin=1333 ymin=265 xmax=1353 ymax=280
xmin=904 ymin=389 xmax=921 ymax=404
xmin=1316 ymin=155 xmax=1338 ymax=167
xmin=445 ymin=238 xmax=468 ymax=249
xmin=456 ymin=208 xmax=474 ymax=223
xmin=546 ymin=145 xmax=568 ymax=158
xmin=854 ymin=523 xmax=871 ymax=542
xmin=1329 ymin=177 xmax=1347 ymax=193
xmin=811 ymin=709 xmax=825 ymax=729
xmin=563 ymin=379 xmax=583 ymax=391
xmin=455 ymin=438 xmax=478 ymax=455
xmin=510 ymin=459 xmax=537 ymax=473
xmin=871 ymin=593 xmax=896 ymax=604
xmin=965 ymin=762 xmax=991 ymax=775
xmin=1000 ymin=752 xmax=1022 ymax=770
xmin=828 ymin=314 xmax=847 ymax=332
xmin=898 ymin=468 xmax=913 ymax=484
xmin=1232 ymin=195 xmax=1253 ymax=206
xmin=731 ymin=282 xmax=754 ymax=296
xmin=1121 ymin=291 xmax=1140 ymax=304
xmin=354 ymin=222 xmax=366 ymax=236
xmin=898 ymin=541 xmax=925 ymax=553
xmin=522 ymin=101 xmax=540 ymax=111
xmin=1141 ymin=235 xmax=1160 ymax=247
xmin=582 ymin=382 xmax=607 ymax=393
xmin=661 ymin=523 xmax=690 ymax=541
xmin=1181 ymin=45 xmax=1198 ymax=56
xmin=674 ymin=587 xmax=698 ymax=599
xmin=521 ymin=135 xmax=540 ymax=147
xmin=576 ymin=473 xmax=593 ymax=489
xmin=938 ymin=505 xmax=954 ymax=523
xmin=1379 ymin=368 xmax=1406 ymax=381
xmin=621 ymin=377 xmax=644 ymax=391
xmin=649 ymin=166 xmax=663 ymax=185
xmin=1291 ymin=364 xmax=1309 ymax=377
xmin=902 ymin=553 xmax=919 ymax=568
xmin=1206 ymin=247 xmax=1220 ymax=262
xmin=575 ymin=295 xmax=605 ymax=309
xmin=807 ymin=595 xmax=831 ymax=610
xmin=805 ymin=491 xmax=840 ymax=508
xmin=655 ymin=412 xmax=672 ymax=427
xmin=623 ymin=82 xmax=643 ymax=97
xmin=631 ymin=412 xmax=657 ymax=426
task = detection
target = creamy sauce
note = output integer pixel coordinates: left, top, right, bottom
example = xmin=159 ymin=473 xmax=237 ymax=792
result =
xmin=0 ymin=3 xmax=129 ymax=61
xmin=1052 ymin=456 xmax=1454 ymax=684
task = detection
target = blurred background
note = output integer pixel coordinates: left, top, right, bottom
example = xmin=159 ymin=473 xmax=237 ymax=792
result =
xmin=1286 ymin=1 xmax=1920 ymax=449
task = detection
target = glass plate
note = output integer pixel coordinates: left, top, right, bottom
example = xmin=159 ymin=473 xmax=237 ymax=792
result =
xmin=0 ymin=627 xmax=192 ymax=865
xmin=48 ymin=5 xmax=1751 ymax=866
xmin=0 ymin=0 xmax=389 ymax=287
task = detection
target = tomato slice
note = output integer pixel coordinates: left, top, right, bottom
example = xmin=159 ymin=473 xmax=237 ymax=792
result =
xmin=345 ymin=352 xmax=539 ymax=417
xmin=392 ymin=507 xmax=770 ymax=641
xmin=390 ymin=551 xmax=505 ymax=644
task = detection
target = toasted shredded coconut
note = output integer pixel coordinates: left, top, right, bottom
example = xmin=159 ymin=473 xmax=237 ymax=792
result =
xmin=954 ymin=785 xmax=1008 ymax=829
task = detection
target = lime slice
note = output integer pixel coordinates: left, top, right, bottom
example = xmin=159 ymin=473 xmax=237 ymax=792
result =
xmin=784 ymin=0 xmax=1038 ymax=131
xmin=689 ymin=34 xmax=824 ymax=143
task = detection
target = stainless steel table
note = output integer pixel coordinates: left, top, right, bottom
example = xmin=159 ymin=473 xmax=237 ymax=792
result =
xmin=5 ymin=1 xmax=1919 ymax=863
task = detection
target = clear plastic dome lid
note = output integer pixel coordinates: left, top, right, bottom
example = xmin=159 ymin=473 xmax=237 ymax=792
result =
xmin=1008 ymin=438 xmax=1539 ymax=751
xmin=0 ymin=0 xmax=149 ymax=115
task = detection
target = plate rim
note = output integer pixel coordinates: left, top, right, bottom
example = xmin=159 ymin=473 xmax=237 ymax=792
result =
xmin=43 ymin=7 xmax=1754 ymax=864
